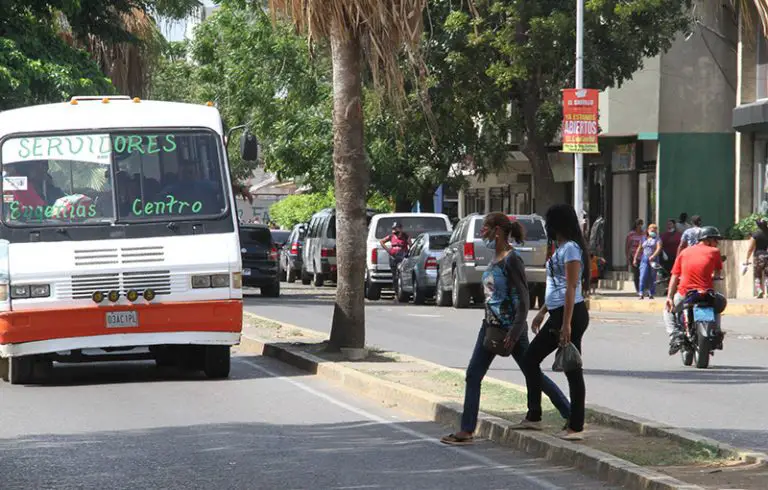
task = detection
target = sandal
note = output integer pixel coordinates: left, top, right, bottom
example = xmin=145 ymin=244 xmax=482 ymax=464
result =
xmin=440 ymin=433 xmax=474 ymax=445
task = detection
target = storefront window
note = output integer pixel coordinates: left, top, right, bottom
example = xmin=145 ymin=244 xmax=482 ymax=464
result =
xmin=757 ymin=30 xmax=768 ymax=100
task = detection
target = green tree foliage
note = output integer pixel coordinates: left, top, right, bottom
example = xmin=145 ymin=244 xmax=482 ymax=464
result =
xmin=190 ymin=0 xmax=333 ymax=186
xmin=269 ymin=190 xmax=392 ymax=229
xmin=0 ymin=0 xmax=201 ymax=110
xmin=446 ymin=0 xmax=689 ymax=212
xmin=148 ymin=40 xmax=199 ymax=102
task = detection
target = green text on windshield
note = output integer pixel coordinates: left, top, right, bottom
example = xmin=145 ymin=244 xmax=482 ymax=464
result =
xmin=0 ymin=131 xmax=227 ymax=225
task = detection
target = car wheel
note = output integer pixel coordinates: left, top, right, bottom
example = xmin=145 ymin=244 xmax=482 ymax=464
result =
xmin=313 ymin=273 xmax=325 ymax=287
xmin=394 ymin=273 xmax=410 ymax=303
xmin=366 ymin=279 xmax=382 ymax=301
xmin=203 ymin=345 xmax=231 ymax=379
xmin=413 ymin=275 xmax=426 ymax=305
xmin=435 ymin=273 xmax=451 ymax=307
xmin=301 ymin=265 xmax=312 ymax=285
xmin=261 ymin=281 xmax=281 ymax=297
xmin=452 ymin=270 xmax=470 ymax=309
xmin=286 ymin=267 xmax=297 ymax=283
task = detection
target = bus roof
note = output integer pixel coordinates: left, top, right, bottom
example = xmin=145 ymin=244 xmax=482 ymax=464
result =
xmin=0 ymin=98 xmax=225 ymax=139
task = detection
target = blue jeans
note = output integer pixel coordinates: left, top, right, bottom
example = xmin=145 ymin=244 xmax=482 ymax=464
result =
xmin=638 ymin=257 xmax=657 ymax=296
xmin=460 ymin=324 xmax=571 ymax=433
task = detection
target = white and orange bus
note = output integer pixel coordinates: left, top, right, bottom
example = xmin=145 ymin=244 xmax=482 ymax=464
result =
xmin=0 ymin=96 xmax=251 ymax=384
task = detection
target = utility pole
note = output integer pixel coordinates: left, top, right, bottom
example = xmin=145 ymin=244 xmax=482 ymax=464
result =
xmin=574 ymin=0 xmax=585 ymax=226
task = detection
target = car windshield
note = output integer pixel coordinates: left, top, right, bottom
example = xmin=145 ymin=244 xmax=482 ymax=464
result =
xmin=473 ymin=217 xmax=547 ymax=241
xmin=0 ymin=131 xmax=228 ymax=226
xmin=374 ymin=216 xmax=448 ymax=239
xmin=429 ymin=234 xmax=451 ymax=250
xmin=240 ymin=227 xmax=271 ymax=245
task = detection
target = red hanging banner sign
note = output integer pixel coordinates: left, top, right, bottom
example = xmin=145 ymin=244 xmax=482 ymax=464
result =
xmin=561 ymin=88 xmax=599 ymax=154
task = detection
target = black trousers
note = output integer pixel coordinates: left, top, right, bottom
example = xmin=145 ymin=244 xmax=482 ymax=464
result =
xmin=522 ymin=302 xmax=589 ymax=431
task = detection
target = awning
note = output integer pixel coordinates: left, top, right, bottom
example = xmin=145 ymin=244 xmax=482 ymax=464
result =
xmin=733 ymin=99 xmax=768 ymax=132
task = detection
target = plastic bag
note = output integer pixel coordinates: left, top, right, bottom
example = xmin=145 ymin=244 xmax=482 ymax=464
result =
xmin=552 ymin=342 xmax=583 ymax=373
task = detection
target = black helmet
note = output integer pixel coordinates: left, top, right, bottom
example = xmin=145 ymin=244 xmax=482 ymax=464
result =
xmin=698 ymin=226 xmax=723 ymax=241
xmin=392 ymin=221 xmax=402 ymax=229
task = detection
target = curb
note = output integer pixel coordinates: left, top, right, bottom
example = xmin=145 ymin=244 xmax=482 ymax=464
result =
xmin=239 ymin=319 xmax=706 ymax=489
xmin=243 ymin=312 xmax=768 ymax=466
xmin=589 ymin=297 xmax=768 ymax=316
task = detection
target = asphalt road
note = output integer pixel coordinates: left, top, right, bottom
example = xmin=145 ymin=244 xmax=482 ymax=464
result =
xmin=0 ymin=354 xmax=616 ymax=490
xmin=244 ymin=283 xmax=768 ymax=454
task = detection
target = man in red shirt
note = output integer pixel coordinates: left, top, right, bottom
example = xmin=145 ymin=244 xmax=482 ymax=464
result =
xmin=664 ymin=226 xmax=727 ymax=354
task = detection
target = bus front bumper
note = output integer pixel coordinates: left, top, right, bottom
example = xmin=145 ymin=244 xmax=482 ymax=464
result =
xmin=0 ymin=300 xmax=242 ymax=358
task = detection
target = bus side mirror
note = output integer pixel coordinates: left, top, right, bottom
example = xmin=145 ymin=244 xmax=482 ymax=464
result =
xmin=240 ymin=132 xmax=260 ymax=162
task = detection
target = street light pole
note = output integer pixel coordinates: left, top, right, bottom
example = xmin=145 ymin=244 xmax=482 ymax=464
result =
xmin=574 ymin=0 xmax=585 ymax=226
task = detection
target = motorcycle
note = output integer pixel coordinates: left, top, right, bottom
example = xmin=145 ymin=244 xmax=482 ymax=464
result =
xmin=677 ymin=289 xmax=724 ymax=369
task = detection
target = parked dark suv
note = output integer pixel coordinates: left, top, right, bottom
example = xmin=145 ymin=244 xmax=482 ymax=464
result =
xmin=240 ymin=224 xmax=280 ymax=297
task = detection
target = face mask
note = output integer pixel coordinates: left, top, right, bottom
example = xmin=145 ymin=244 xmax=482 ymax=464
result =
xmin=483 ymin=238 xmax=497 ymax=249
xmin=649 ymin=232 xmax=657 ymax=238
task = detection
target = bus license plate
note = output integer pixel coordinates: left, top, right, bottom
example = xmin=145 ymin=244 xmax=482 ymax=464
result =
xmin=106 ymin=311 xmax=139 ymax=328
xmin=243 ymin=268 xmax=251 ymax=276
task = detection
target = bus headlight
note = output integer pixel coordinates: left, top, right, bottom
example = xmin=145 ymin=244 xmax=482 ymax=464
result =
xmin=211 ymin=274 xmax=229 ymax=288
xmin=232 ymin=272 xmax=242 ymax=289
xmin=12 ymin=284 xmax=51 ymax=299
xmin=126 ymin=289 xmax=139 ymax=302
xmin=30 ymin=285 xmax=51 ymax=298
xmin=191 ymin=275 xmax=212 ymax=288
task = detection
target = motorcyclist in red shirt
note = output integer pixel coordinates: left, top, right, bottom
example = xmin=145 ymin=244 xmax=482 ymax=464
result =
xmin=664 ymin=226 xmax=727 ymax=355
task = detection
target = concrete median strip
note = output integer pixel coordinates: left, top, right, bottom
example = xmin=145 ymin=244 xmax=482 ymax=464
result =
xmin=238 ymin=312 xmax=767 ymax=490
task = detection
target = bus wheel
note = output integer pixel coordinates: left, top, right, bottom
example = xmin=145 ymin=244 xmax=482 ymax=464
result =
xmin=203 ymin=346 xmax=231 ymax=379
xmin=7 ymin=357 xmax=33 ymax=385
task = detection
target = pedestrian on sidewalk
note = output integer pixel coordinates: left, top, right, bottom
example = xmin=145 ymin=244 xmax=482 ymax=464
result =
xmin=677 ymin=215 xmax=703 ymax=254
xmin=625 ymin=219 xmax=644 ymax=292
xmin=743 ymin=218 xmax=768 ymax=298
xmin=440 ymin=212 xmax=570 ymax=446
xmin=660 ymin=219 xmax=681 ymax=271
xmin=515 ymin=204 xmax=590 ymax=441
xmin=634 ymin=223 xmax=662 ymax=299
xmin=589 ymin=252 xmax=606 ymax=295
xmin=676 ymin=212 xmax=692 ymax=233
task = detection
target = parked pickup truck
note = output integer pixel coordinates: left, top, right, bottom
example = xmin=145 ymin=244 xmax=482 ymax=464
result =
xmin=365 ymin=212 xmax=452 ymax=300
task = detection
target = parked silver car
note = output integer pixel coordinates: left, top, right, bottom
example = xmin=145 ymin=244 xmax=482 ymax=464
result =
xmin=394 ymin=231 xmax=452 ymax=304
xmin=435 ymin=213 xmax=548 ymax=309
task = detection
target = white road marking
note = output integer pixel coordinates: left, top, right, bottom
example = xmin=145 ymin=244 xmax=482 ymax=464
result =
xmin=237 ymin=357 xmax=563 ymax=490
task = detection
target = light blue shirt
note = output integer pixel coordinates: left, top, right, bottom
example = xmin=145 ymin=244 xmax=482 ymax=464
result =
xmin=545 ymin=241 xmax=585 ymax=310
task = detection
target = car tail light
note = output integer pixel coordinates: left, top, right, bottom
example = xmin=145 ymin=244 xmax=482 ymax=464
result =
xmin=425 ymin=257 xmax=438 ymax=269
xmin=372 ymin=248 xmax=378 ymax=264
xmin=270 ymin=247 xmax=278 ymax=261
xmin=463 ymin=242 xmax=475 ymax=261
xmin=321 ymin=247 xmax=336 ymax=258
xmin=290 ymin=242 xmax=299 ymax=255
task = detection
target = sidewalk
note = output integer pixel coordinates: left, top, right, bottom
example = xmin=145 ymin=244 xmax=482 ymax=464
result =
xmin=589 ymin=290 xmax=768 ymax=319
xmin=239 ymin=313 xmax=768 ymax=490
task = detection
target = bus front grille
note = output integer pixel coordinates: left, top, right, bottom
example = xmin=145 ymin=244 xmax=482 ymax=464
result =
xmin=69 ymin=270 xmax=172 ymax=299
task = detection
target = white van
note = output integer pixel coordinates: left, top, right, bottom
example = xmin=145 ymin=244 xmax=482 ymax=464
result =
xmin=365 ymin=213 xmax=452 ymax=300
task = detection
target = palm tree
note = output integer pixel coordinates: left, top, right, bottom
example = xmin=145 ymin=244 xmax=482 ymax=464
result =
xmin=268 ymin=0 xmax=428 ymax=350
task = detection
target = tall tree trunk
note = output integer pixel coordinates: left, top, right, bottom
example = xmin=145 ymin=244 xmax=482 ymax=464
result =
xmin=328 ymin=23 xmax=367 ymax=351
xmin=418 ymin=186 xmax=435 ymax=212
xmin=395 ymin=196 xmax=412 ymax=212
xmin=523 ymin=142 xmax=560 ymax=215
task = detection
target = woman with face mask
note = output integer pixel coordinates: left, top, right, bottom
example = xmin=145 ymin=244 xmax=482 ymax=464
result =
xmin=633 ymin=223 xmax=663 ymax=299
xmin=440 ymin=213 xmax=570 ymax=445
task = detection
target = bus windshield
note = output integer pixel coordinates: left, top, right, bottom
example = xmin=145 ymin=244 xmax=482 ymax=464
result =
xmin=0 ymin=131 xmax=228 ymax=226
